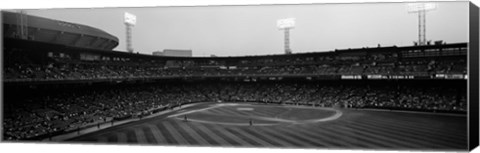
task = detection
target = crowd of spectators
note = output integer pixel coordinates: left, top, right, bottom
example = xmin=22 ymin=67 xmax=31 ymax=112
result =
xmin=3 ymin=82 xmax=466 ymax=141
xmin=3 ymin=47 xmax=468 ymax=141
xmin=3 ymin=56 xmax=467 ymax=81
xmin=2 ymin=47 xmax=467 ymax=82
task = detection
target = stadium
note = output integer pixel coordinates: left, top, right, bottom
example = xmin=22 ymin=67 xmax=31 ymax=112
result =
xmin=1 ymin=3 xmax=477 ymax=152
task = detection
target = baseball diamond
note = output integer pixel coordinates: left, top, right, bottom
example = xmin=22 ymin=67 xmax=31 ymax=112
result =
xmin=69 ymin=102 xmax=467 ymax=150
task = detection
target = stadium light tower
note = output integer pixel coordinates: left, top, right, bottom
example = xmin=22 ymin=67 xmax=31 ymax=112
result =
xmin=277 ymin=18 xmax=295 ymax=54
xmin=124 ymin=12 xmax=136 ymax=53
xmin=407 ymin=3 xmax=436 ymax=46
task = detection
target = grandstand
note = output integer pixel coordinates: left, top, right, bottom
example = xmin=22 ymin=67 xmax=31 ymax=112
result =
xmin=0 ymin=8 xmax=472 ymax=151
xmin=2 ymin=11 xmax=119 ymax=50
xmin=2 ymin=38 xmax=467 ymax=83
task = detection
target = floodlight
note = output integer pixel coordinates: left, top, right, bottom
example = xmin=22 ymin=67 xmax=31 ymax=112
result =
xmin=407 ymin=3 xmax=436 ymax=13
xmin=124 ymin=12 xmax=137 ymax=25
xmin=277 ymin=18 xmax=295 ymax=29
xmin=277 ymin=18 xmax=296 ymax=54
xmin=406 ymin=3 xmax=437 ymax=46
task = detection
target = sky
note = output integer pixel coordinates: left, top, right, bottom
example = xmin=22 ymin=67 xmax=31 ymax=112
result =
xmin=8 ymin=1 xmax=469 ymax=57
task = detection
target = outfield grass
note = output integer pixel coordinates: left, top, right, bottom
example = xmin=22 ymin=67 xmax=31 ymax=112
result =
xmin=69 ymin=102 xmax=468 ymax=151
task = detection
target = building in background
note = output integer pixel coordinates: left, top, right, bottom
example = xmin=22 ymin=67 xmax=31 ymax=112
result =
xmin=152 ymin=51 xmax=163 ymax=56
xmin=152 ymin=49 xmax=192 ymax=57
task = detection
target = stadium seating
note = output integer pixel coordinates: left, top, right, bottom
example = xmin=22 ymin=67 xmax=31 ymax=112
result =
xmin=2 ymin=43 xmax=468 ymax=141
xmin=3 ymin=81 xmax=467 ymax=140
xmin=3 ymin=52 xmax=467 ymax=81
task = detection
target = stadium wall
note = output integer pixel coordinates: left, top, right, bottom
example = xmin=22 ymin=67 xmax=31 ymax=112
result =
xmin=468 ymin=2 xmax=479 ymax=151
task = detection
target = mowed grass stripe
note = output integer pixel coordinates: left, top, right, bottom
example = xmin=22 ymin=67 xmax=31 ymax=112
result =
xmin=96 ymin=136 xmax=108 ymax=143
xmin=394 ymin=116 xmax=466 ymax=139
xmin=291 ymin=125 xmax=355 ymax=148
xmin=146 ymin=124 xmax=168 ymax=144
xmin=373 ymin=115 xmax=467 ymax=138
xmin=141 ymin=127 xmax=158 ymax=144
xmin=315 ymin=120 xmax=381 ymax=148
xmin=166 ymin=121 xmax=200 ymax=145
xmin=274 ymin=108 xmax=293 ymax=118
xmin=344 ymin=121 xmax=431 ymax=149
xmin=358 ymin=119 xmax=462 ymax=148
xmin=322 ymin=124 xmax=392 ymax=149
xmin=281 ymin=125 xmax=344 ymax=147
xmin=133 ymin=128 xmax=148 ymax=144
xmin=242 ymin=127 xmax=297 ymax=147
xmin=117 ymin=132 xmax=128 ymax=143
xmin=154 ymin=122 xmax=178 ymax=144
xmin=373 ymin=113 xmax=465 ymax=134
xmin=162 ymin=121 xmax=190 ymax=145
xmin=107 ymin=134 xmax=118 ymax=143
xmin=213 ymin=127 xmax=258 ymax=146
xmin=365 ymin=116 xmax=467 ymax=145
xmin=203 ymin=124 xmax=256 ymax=147
xmin=224 ymin=127 xmax=275 ymax=147
xmin=269 ymin=126 xmax=328 ymax=147
xmin=183 ymin=123 xmax=220 ymax=145
xmin=125 ymin=130 xmax=138 ymax=143
xmin=334 ymin=126 xmax=397 ymax=149
xmin=281 ymin=124 xmax=358 ymax=148
xmin=170 ymin=121 xmax=210 ymax=145
xmin=198 ymin=123 xmax=244 ymax=146
xmin=313 ymin=123 xmax=381 ymax=148
xmin=349 ymin=120 xmax=449 ymax=149
xmin=255 ymin=126 xmax=311 ymax=147
xmin=192 ymin=122 xmax=236 ymax=146
xmin=362 ymin=118 xmax=466 ymax=148
xmin=304 ymin=125 xmax=359 ymax=148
